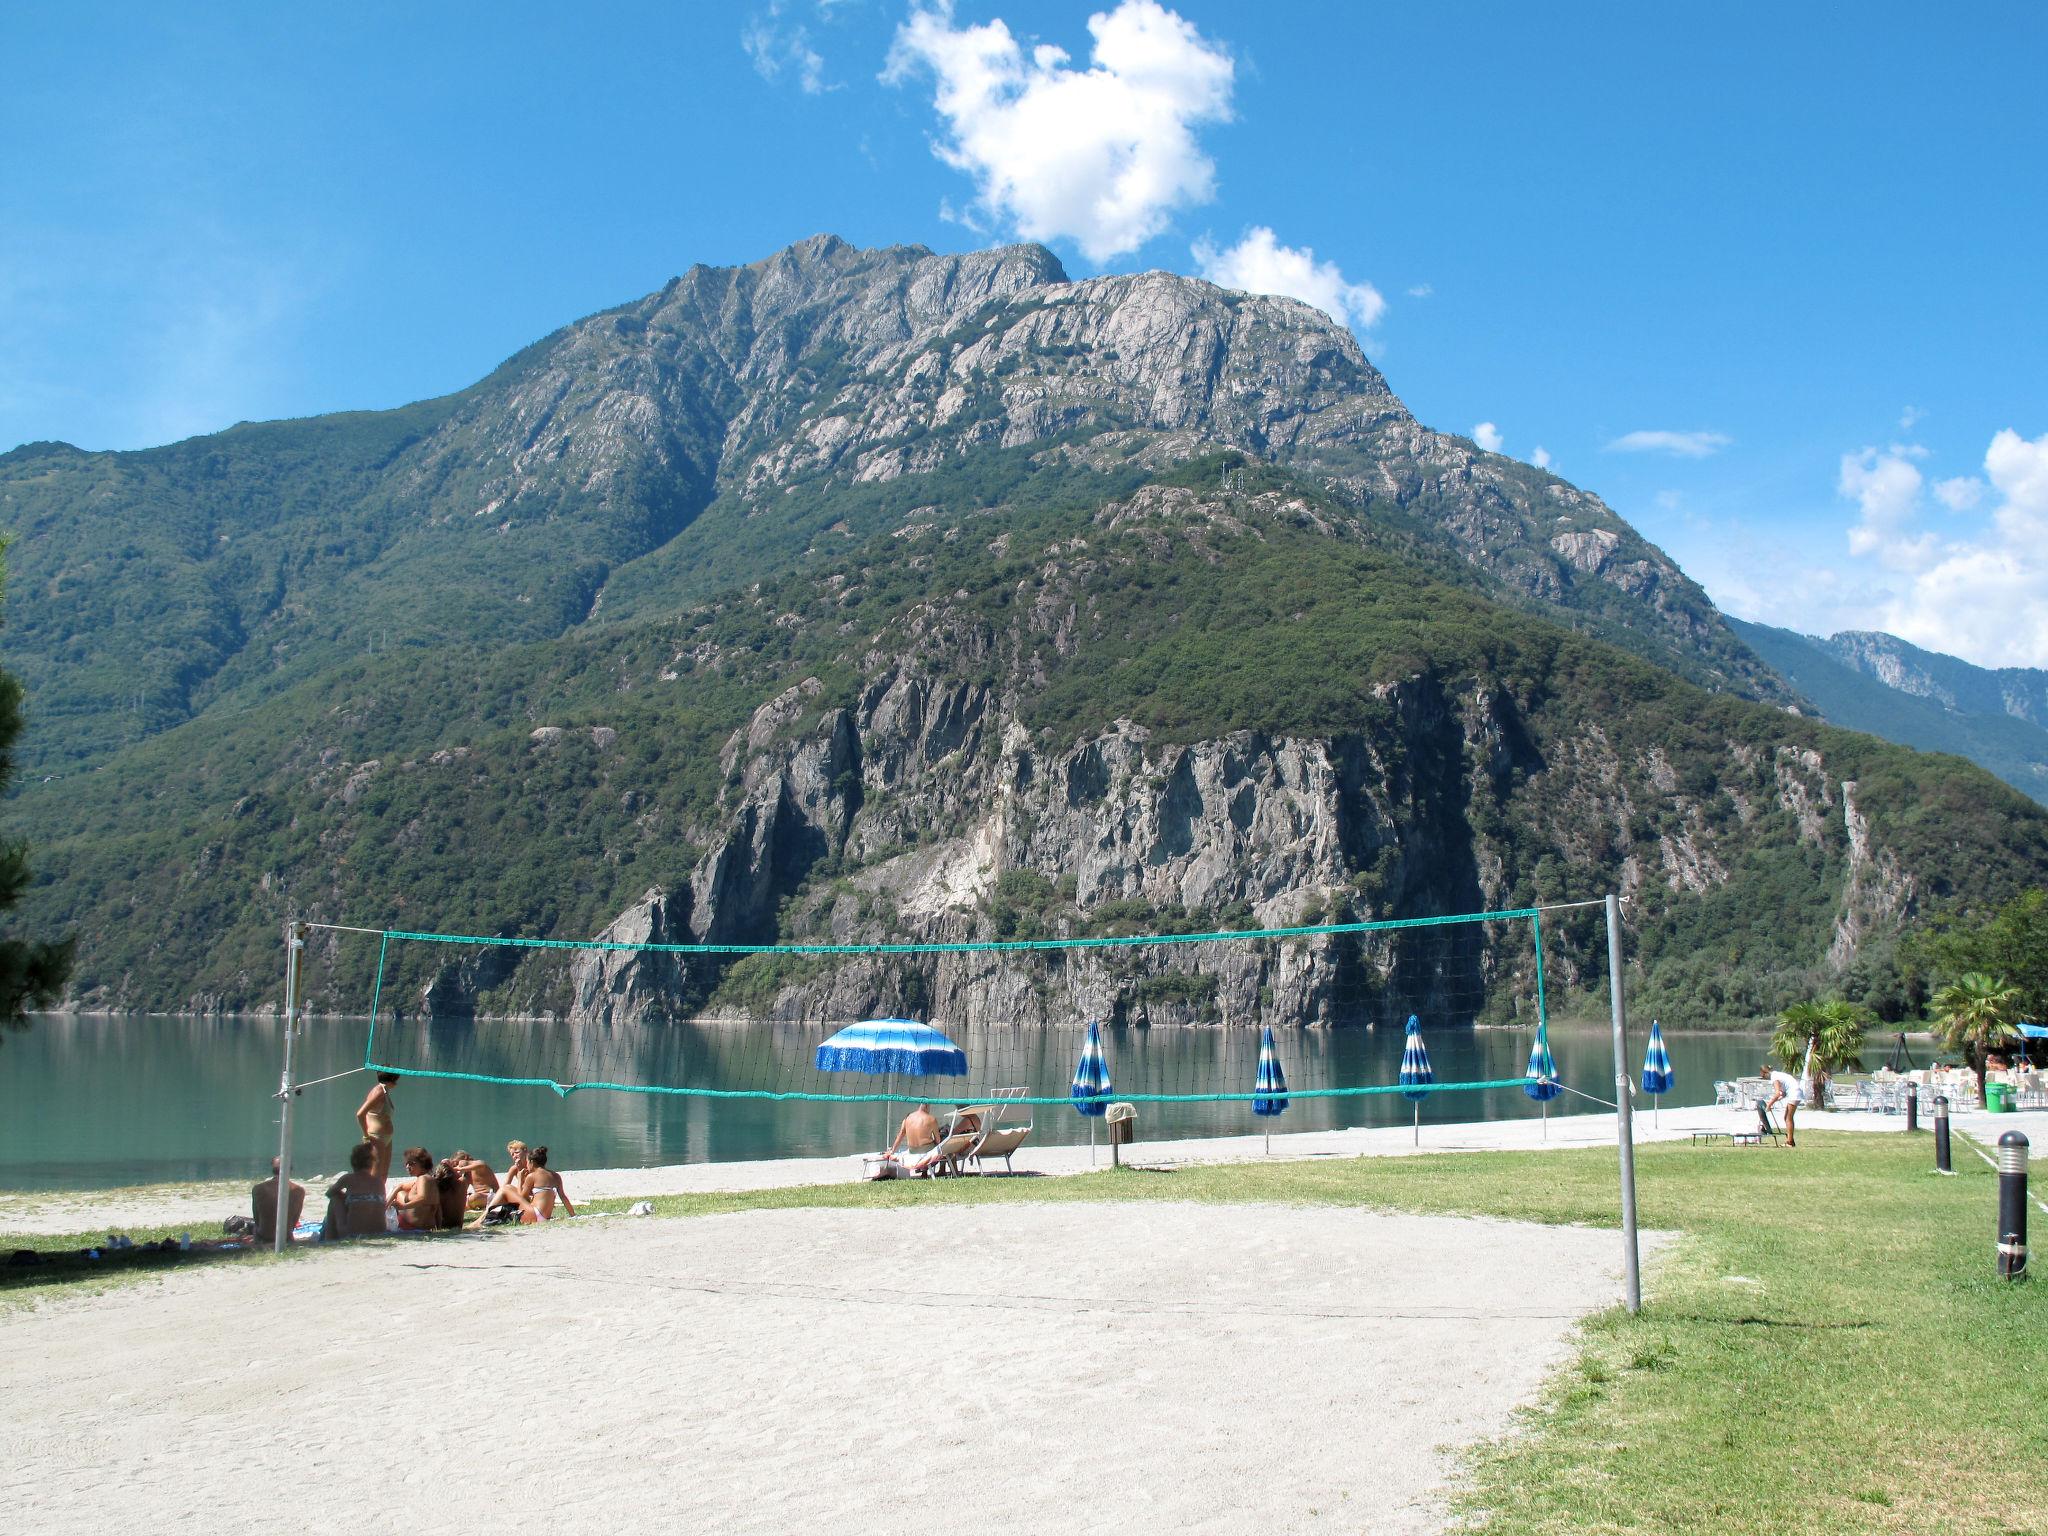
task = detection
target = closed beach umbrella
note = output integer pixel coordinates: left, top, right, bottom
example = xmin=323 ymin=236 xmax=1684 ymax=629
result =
xmin=1524 ymin=1030 xmax=1562 ymax=1140
xmin=1253 ymin=1025 xmax=1289 ymax=1154
xmin=1641 ymin=1018 xmax=1674 ymax=1126
xmin=1071 ymin=1018 xmax=1113 ymax=1165
xmin=1400 ymin=1014 xmax=1434 ymax=1145
xmin=816 ymin=1018 xmax=968 ymax=1149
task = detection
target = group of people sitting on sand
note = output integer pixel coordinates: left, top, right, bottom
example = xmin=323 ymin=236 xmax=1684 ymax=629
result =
xmin=248 ymin=1071 xmax=574 ymax=1243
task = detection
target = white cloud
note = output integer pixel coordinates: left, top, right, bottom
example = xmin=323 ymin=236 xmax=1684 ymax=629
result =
xmin=1191 ymin=226 xmax=1384 ymax=329
xmin=1604 ymin=429 xmax=1733 ymax=458
xmin=884 ymin=0 xmax=1233 ymax=263
xmin=1839 ymin=447 xmax=1934 ymax=570
xmin=1834 ymin=428 xmax=2048 ymax=666
xmin=1531 ymin=446 xmax=1553 ymax=470
xmin=1933 ymin=475 xmax=1986 ymax=513
xmin=1472 ymin=422 xmax=1503 ymax=453
xmin=744 ymin=3 xmax=829 ymax=94
xmin=1406 ymin=282 xmax=1433 ymax=299
xmin=1899 ymin=405 xmax=1923 ymax=431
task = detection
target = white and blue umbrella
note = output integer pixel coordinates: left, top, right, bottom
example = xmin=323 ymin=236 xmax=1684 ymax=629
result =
xmin=1071 ymin=1019 xmax=1113 ymax=1164
xmin=1400 ymin=1014 xmax=1434 ymax=1145
xmin=1641 ymin=1018 xmax=1674 ymax=1125
xmin=816 ymin=1018 xmax=967 ymax=1149
xmin=1524 ymin=1029 xmax=1562 ymax=1139
xmin=1253 ymin=1025 xmax=1288 ymax=1153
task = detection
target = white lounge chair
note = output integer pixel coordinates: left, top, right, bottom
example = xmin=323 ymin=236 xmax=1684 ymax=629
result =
xmin=969 ymin=1089 xmax=1034 ymax=1173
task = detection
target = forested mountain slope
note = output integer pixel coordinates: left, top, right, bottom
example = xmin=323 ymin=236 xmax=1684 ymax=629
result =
xmin=2 ymin=235 xmax=1779 ymax=778
xmin=5 ymin=237 xmax=2039 ymax=1023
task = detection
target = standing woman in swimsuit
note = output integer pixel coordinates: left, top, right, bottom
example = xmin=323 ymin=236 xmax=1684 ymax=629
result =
xmin=355 ymin=1072 xmax=401 ymax=1180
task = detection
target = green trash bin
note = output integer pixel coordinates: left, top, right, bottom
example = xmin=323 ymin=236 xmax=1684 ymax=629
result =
xmin=1986 ymin=1082 xmax=2012 ymax=1113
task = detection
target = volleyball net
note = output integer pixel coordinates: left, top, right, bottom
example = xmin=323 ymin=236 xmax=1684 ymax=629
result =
xmin=304 ymin=903 xmax=1596 ymax=1106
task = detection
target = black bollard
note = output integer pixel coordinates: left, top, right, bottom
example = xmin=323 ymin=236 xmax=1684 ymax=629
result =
xmin=1905 ymin=1086 xmax=1919 ymax=1133
xmin=1934 ymin=1095 xmax=1952 ymax=1173
xmin=1997 ymin=1131 xmax=2029 ymax=1281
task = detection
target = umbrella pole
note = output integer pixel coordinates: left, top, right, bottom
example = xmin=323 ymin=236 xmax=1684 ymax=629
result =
xmin=1089 ymin=1117 xmax=1096 ymax=1167
xmin=1542 ymin=1098 xmax=1548 ymax=1141
xmin=881 ymin=1072 xmax=892 ymax=1154
xmin=1413 ymin=1101 xmax=1420 ymax=1146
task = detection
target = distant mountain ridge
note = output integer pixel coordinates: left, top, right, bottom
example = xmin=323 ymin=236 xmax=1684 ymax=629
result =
xmin=1730 ymin=619 xmax=2048 ymax=806
xmin=1825 ymin=631 xmax=2048 ymax=727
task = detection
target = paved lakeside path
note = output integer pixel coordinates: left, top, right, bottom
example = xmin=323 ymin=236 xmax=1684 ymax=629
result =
xmin=8 ymin=1101 xmax=2042 ymax=1237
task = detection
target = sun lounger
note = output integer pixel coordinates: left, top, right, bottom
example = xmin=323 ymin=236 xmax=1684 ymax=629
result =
xmin=970 ymin=1122 xmax=1031 ymax=1172
xmin=961 ymin=1087 xmax=1033 ymax=1173
xmin=910 ymin=1127 xmax=980 ymax=1177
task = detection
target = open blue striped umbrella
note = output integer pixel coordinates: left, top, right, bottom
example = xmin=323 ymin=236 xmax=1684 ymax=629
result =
xmin=815 ymin=1018 xmax=968 ymax=1077
xmin=1641 ymin=1018 xmax=1674 ymax=1125
xmin=1071 ymin=1019 xmax=1113 ymax=1164
xmin=816 ymin=1018 xmax=967 ymax=1151
xmin=1400 ymin=1014 xmax=1433 ymax=1145
xmin=1525 ymin=1029 xmax=1562 ymax=1139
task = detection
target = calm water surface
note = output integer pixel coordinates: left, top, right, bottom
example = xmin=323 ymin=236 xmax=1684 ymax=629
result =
xmin=0 ymin=1014 xmax=1777 ymax=1191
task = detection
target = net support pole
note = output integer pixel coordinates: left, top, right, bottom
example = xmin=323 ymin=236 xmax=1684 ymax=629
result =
xmin=273 ymin=920 xmax=306 ymax=1256
xmin=1605 ymin=892 xmax=1642 ymax=1315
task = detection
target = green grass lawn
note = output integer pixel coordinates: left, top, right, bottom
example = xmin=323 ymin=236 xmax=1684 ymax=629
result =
xmin=8 ymin=1131 xmax=2042 ymax=1532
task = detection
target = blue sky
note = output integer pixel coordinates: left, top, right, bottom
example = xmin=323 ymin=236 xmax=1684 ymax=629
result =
xmin=5 ymin=2 xmax=2046 ymax=664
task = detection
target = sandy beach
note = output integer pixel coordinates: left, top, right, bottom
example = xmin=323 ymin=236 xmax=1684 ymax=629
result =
xmin=0 ymin=1198 xmax=1650 ymax=1535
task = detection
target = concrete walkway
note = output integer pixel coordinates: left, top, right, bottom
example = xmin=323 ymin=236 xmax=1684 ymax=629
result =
xmin=10 ymin=1100 xmax=2041 ymax=1236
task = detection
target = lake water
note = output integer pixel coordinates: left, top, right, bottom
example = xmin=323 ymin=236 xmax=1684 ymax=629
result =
xmin=0 ymin=1014 xmax=1779 ymax=1191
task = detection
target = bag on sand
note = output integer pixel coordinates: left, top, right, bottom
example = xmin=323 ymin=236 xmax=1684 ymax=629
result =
xmin=222 ymin=1215 xmax=256 ymax=1237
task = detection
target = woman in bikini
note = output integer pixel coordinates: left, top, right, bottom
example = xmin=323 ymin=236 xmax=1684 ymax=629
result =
xmin=520 ymin=1145 xmax=574 ymax=1222
xmin=354 ymin=1072 xmax=401 ymax=1180
xmin=475 ymin=1140 xmax=532 ymax=1226
xmin=322 ymin=1140 xmax=389 ymax=1240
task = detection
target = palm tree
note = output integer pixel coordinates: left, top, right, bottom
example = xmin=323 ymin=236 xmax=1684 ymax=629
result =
xmin=1929 ymin=972 xmax=2022 ymax=1099
xmin=1772 ymin=998 xmax=1872 ymax=1103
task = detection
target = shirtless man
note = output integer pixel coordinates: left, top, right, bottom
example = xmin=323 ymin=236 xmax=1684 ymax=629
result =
xmin=520 ymin=1145 xmax=574 ymax=1222
xmin=1761 ymin=1062 xmax=1806 ymax=1148
xmin=354 ymin=1072 xmax=401 ymax=1180
xmin=447 ymin=1149 xmax=500 ymax=1211
xmin=886 ymin=1104 xmax=941 ymax=1160
xmin=387 ymin=1146 xmax=441 ymax=1230
xmin=322 ymin=1140 xmax=389 ymax=1240
xmin=250 ymin=1157 xmax=306 ymax=1246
